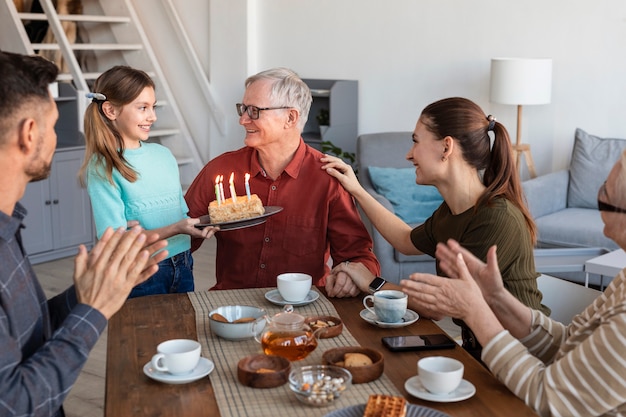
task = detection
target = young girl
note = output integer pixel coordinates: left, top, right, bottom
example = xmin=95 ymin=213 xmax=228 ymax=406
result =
xmin=79 ymin=66 xmax=216 ymax=298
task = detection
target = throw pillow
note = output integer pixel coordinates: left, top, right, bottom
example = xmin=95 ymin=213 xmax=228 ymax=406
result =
xmin=368 ymin=166 xmax=443 ymax=224
xmin=568 ymin=128 xmax=626 ymax=209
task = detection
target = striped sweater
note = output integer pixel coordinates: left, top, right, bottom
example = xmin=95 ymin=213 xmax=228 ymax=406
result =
xmin=483 ymin=268 xmax=626 ymax=417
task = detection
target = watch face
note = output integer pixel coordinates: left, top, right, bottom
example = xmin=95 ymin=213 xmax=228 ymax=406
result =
xmin=370 ymin=277 xmax=386 ymax=291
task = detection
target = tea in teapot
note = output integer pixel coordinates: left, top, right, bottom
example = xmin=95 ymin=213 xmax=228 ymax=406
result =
xmin=253 ymin=305 xmax=318 ymax=361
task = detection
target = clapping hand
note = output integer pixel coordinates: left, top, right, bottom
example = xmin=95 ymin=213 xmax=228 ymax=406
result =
xmin=73 ymin=226 xmax=168 ymax=319
xmin=435 ymin=239 xmax=504 ymax=302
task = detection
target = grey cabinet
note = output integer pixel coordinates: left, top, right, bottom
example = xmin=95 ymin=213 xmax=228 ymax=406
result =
xmin=20 ymin=147 xmax=94 ymax=264
xmin=302 ymin=79 xmax=358 ymax=154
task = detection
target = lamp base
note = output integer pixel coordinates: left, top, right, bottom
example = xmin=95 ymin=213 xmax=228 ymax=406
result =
xmin=512 ymin=143 xmax=537 ymax=179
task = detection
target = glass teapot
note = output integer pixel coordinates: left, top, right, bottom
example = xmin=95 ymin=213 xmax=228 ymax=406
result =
xmin=253 ymin=305 xmax=318 ymax=361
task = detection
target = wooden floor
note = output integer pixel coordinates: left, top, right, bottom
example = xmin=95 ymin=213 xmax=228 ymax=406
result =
xmin=34 ymin=239 xmax=460 ymax=416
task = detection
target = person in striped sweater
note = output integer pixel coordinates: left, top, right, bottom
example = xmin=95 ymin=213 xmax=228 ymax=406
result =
xmin=402 ymin=151 xmax=626 ymax=416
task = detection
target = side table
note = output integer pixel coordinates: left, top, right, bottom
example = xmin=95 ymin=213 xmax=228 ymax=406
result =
xmin=584 ymin=249 xmax=626 ymax=289
xmin=534 ymin=247 xmax=608 ymax=274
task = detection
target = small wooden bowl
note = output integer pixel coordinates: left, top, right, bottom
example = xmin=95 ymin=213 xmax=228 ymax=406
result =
xmin=321 ymin=346 xmax=384 ymax=384
xmin=305 ymin=315 xmax=343 ymax=339
xmin=237 ymin=354 xmax=291 ymax=388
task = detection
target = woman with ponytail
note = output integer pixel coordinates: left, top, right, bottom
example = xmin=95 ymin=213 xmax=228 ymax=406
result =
xmin=321 ymin=97 xmax=547 ymax=359
xmin=79 ymin=66 xmax=216 ymax=298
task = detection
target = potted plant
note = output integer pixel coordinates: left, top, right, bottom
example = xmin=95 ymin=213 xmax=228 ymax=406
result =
xmin=321 ymin=140 xmax=357 ymax=174
xmin=316 ymin=108 xmax=330 ymax=136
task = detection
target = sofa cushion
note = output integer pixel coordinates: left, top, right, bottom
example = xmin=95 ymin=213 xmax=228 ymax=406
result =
xmin=368 ymin=166 xmax=443 ymax=224
xmin=535 ymin=208 xmax=618 ymax=250
xmin=568 ymin=128 xmax=626 ymax=209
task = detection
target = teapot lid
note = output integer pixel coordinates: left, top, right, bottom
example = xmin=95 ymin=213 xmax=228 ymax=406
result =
xmin=271 ymin=305 xmax=304 ymax=327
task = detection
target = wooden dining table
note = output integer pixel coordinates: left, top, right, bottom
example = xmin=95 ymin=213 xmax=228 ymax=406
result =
xmin=105 ymin=290 xmax=538 ymax=417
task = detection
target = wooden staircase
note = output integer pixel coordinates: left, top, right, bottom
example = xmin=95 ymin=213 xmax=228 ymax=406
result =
xmin=0 ymin=0 xmax=215 ymax=188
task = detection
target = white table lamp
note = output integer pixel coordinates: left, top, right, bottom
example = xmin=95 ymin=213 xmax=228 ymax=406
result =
xmin=490 ymin=58 xmax=552 ymax=178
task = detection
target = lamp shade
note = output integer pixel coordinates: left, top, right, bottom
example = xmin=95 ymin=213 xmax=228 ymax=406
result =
xmin=490 ymin=58 xmax=552 ymax=105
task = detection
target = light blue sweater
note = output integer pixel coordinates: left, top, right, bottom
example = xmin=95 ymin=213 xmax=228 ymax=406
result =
xmin=86 ymin=142 xmax=190 ymax=258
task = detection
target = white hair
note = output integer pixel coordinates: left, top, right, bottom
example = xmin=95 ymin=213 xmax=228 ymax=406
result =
xmin=245 ymin=67 xmax=312 ymax=132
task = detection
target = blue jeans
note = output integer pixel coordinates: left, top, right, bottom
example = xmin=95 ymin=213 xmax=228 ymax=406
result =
xmin=128 ymin=250 xmax=195 ymax=299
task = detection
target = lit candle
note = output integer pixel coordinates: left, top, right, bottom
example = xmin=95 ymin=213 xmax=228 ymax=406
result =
xmin=229 ymin=172 xmax=237 ymax=204
xmin=218 ymin=175 xmax=225 ymax=202
xmin=245 ymin=173 xmax=251 ymax=201
xmin=214 ymin=176 xmax=221 ymax=206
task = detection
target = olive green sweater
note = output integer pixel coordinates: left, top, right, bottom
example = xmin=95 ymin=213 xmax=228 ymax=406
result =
xmin=411 ymin=197 xmax=548 ymax=314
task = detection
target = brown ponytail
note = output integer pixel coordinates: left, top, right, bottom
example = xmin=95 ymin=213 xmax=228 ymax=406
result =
xmin=420 ymin=97 xmax=537 ymax=243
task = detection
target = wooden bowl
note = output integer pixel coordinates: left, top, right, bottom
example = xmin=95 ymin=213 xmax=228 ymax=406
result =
xmin=321 ymin=346 xmax=384 ymax=384
xmin=305 ymin=315 xmax=343 ymax=339
xmin=237 ymin=354 xmax=291 ymax=388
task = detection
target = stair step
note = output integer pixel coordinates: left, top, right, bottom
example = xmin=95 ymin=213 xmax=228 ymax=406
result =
xmin=150 ymin=128 xmax=180 ymax=138
xmin=18 ymin=13 xmax=130 ymax=23
xmin=175 ymin=157 xmax=195 ymax=166
xmin=4 ymin=0 xmax=206 ymax=186
xmin=32 ymin=43 xmax=142 ymax=51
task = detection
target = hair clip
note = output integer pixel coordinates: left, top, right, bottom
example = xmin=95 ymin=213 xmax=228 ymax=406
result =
xmin=86 ymin=92 xmax=106 ymax=102
xmin=486 ymin=114 xmax=496 ymax=132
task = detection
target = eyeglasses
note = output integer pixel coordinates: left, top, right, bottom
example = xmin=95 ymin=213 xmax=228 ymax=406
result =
xmin=236 ymin=103 xmax=291 ymax=120
xmin=598 ymin=181 xmax=626 ymax=214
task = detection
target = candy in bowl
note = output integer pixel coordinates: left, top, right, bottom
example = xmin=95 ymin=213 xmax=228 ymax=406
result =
xmin=288 ymin=365 xmax=352 ymax=407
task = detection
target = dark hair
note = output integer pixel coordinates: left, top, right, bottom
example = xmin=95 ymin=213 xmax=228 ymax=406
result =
xmin=0 ymin=51 xmax=58 ymax=141
xmin=420 ymin=97 xmax=537 ymax=243
xmin=80 ymin=65 xmax=155 ymax=185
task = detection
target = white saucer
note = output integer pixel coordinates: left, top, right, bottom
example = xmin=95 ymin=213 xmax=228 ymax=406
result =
xmin=359 ymin=308 xmax=419 ymax=328
xmin=404 ymin=375 xmax=476 ymax=403
xmin=264 ymin=289 xmax=320 ymax=306
xmin=143 ymin=357 xmax=214 ymax=385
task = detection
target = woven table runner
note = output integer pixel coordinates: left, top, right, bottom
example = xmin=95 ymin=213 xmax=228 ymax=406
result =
xmin=188 ymin=288 xmax=401 ymax=417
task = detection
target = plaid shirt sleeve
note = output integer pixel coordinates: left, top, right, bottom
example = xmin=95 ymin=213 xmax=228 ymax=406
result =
xmin=0 ymin=205 xmax=107 ymax=417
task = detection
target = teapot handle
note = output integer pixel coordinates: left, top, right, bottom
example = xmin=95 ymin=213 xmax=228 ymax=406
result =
xmin=252 ymin=315 xmax=268 ymax=343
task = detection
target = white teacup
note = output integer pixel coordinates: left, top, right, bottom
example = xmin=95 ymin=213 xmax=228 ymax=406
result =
xmin=277 ymin=273 xmax=312 ymax=302
xmin=151 ymin=339 xmax=201 ymax=375
xmin=363 ymin=289 xmax=407 ymax=323
xmin=418 ymin=356 xmax=464 ymax=395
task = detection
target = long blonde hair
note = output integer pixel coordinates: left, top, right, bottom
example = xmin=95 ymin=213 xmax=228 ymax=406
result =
xmin=79 ymin=66 xmax=155 ymax=186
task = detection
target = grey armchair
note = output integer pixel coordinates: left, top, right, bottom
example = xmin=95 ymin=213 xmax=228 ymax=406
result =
xmin=357 ymin=132 xmax=437 ymax=283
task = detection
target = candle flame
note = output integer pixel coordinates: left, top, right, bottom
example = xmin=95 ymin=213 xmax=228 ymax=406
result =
xmin=215 ymin=176 xmax=219 ymax=185
xmin=245 ymin=173 xmax=250 ymax=181
xmin=229 ymin=172 xmax=234 ymax=184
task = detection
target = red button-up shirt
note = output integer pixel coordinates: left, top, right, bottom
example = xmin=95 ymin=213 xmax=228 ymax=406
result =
xmin=185 ymin=140 xmax=379 ymax=289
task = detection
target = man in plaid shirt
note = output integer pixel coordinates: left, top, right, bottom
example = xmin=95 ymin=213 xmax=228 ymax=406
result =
xmin=0 ymin=51 xmax=168 ymax=417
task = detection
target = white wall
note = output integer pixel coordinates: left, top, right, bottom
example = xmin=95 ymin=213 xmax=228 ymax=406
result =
xmin=177 ymin=0 xmax=626 ymax=176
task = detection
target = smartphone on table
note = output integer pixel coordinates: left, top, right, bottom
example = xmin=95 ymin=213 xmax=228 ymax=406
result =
xmin=381 ymin=334 xmax=456 ymax=352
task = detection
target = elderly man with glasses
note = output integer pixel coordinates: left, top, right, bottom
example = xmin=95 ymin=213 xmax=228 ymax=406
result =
xmin=185 ymin=68 xmax=379 ymax=295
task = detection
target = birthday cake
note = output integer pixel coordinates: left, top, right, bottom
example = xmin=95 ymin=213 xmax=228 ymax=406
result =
xmin=208 ymin=194 xmax=265 ymax=223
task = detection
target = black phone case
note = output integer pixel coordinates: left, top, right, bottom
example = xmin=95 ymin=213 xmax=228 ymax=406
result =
xmin=381 ymin=335 xmax=456 ymax=352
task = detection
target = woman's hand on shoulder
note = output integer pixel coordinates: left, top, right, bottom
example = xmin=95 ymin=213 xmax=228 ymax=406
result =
xmin=320 ymin=154 xmax=362 ymax=195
